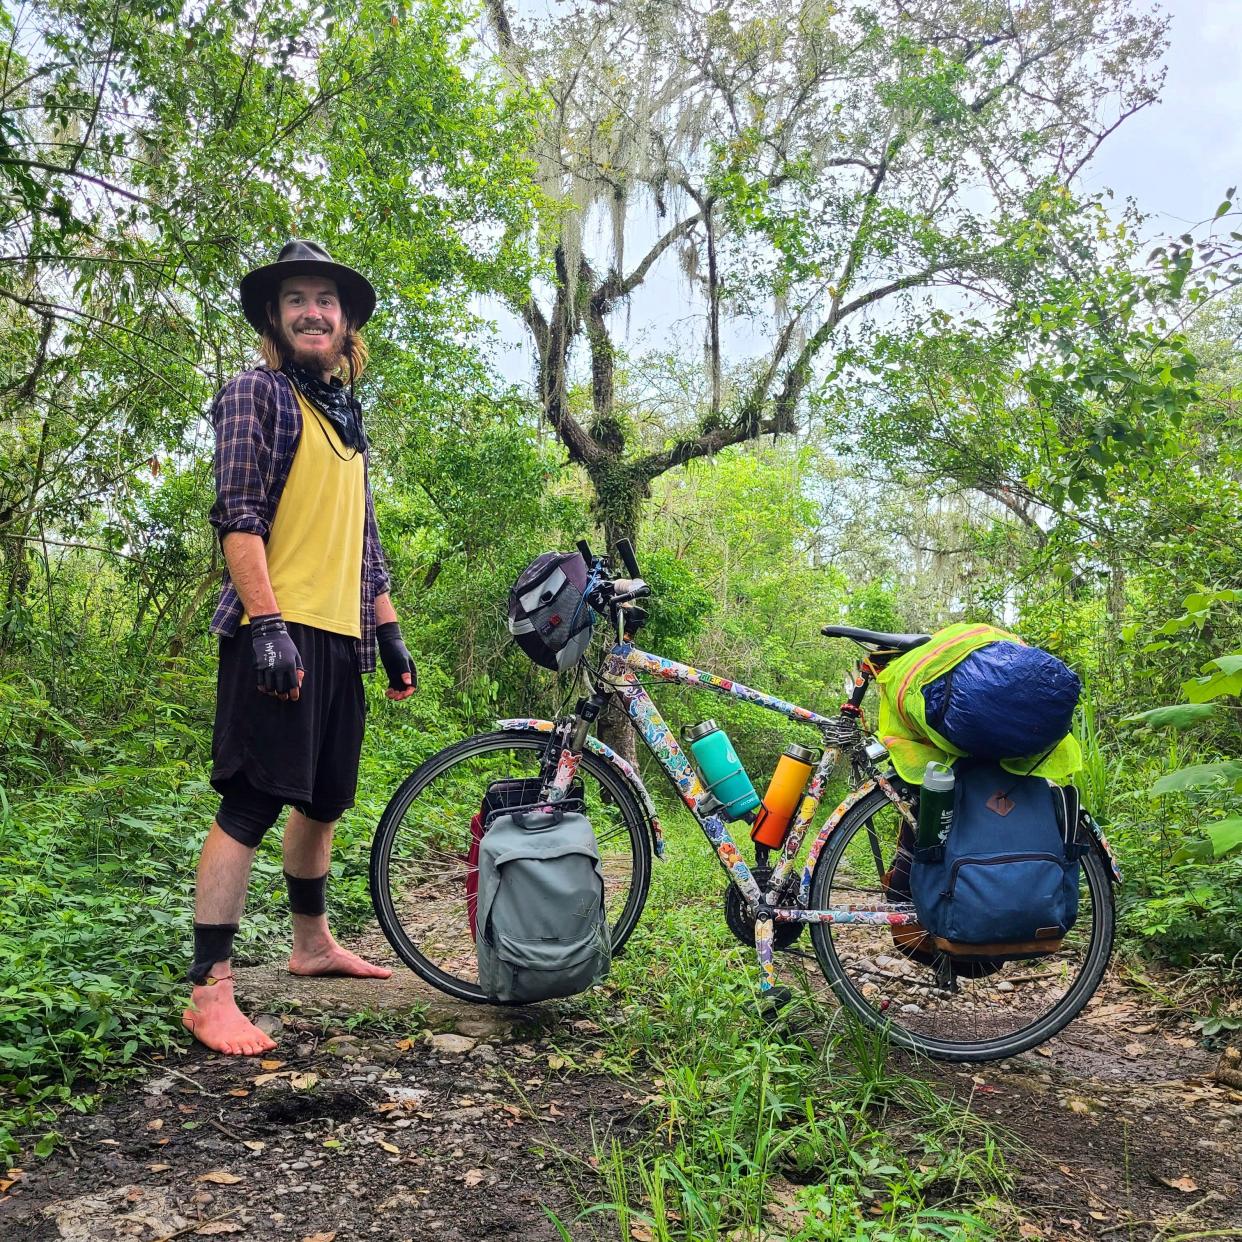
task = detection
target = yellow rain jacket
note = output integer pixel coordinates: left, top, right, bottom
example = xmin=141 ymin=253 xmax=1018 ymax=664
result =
xmin=875 ymin=623 xmax=1082 ymax=785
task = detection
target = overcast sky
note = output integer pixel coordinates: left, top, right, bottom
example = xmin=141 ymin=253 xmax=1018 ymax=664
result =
xmin=483 ymin=0 xmax=1242 ymax=385
xmin=1083 ymin=0 xmax=1242 ymax=227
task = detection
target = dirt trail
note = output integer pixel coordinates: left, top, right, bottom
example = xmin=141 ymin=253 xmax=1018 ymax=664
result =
xmin=2 ymin=946 xmax=1238 ymax=1242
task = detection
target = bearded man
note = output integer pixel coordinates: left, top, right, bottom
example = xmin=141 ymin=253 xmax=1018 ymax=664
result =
xmin=185 ymin=241 xmax=416 ymax=1056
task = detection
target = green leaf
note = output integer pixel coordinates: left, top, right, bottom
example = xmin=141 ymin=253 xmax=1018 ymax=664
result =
xmin=34 ymin=1132 xmax=57 ymax=1158
xmin=1209 ymin=653 xmax=1242 ymax=676
xmin=1122 ymin=703 xmax=1216 ymax=729
xmin=1182 ymin=669 xmax=1242 ymax=703
xmin=1151 ymin=760 xmax=1242 ymax=795
xmin=1205 ymin=818 xmax=1242 ymax=858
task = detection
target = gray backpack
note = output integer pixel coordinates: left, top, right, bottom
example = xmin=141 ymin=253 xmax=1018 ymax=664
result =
xmin=475 ymin=806 xmax=611 ymax=1004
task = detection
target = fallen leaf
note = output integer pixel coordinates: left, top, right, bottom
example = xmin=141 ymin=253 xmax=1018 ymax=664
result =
xmin=1123 ymin=1042 xmax=1145 ymax=1057
xmin=322 ymin=1139 xmax=341 ymax=1149
xmin=1066 ymin=1098 xmax=1091 ymax=1114
xmin=0 ymin=1179 xmax=14 ymax=1193
xmin=290 ymin=1072 xmax=319 ymax=1091
xmin=1018 ymin=1226 xmax=1044 ymax=1239
xmin=377 ymin=1140 xmax=399 ymax=1155
xmin=548 ymin=1055 xmax=566 ymax=1070
xmin=252 ymin=1072 xmax=290 ymax=1086
xmin=1089 ymin=1211 xmax=1108 ymax=1221
xmin=463 ymin=1168 xmax=485 ymax=1187
xmin=227 ymin=1089 xmax=250 ymax=1098
xmin=375 ymin=1101 xmax=400 ymax=1114
xmin=147 ymin=1119 xmax=164 ymax=1131
xmin=146 ymin=1164 xmax=172 ymax=1173
xmin=547 ymin=1102 xmax=564 ymax=1117
xmin=394 ymin=1038 xmax=414 ymax=1051
xmin=196 ymin=1170 xmax=244 ymax=1185
xmin=630 ymin=1227 xmax=654 ymax=1242
xmin=300 ymin=1234 xmax=336 ymax=1242
xmin=1157 ymin=1175 xmax=1198 ymax=1193
xmin=259 ymin=1059 xmax=285 ymax=1071
xmin=500 ymin=1103 xmax=522 ymax=1118
xmin=196 ymin=1224 xmax=243 ymax=1236
xmin=243 ymin=1141 xmax=265 ymax=1152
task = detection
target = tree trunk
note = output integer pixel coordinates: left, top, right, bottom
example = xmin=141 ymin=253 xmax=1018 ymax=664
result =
xmin=589 ymin=461 xmax=647 ymax=767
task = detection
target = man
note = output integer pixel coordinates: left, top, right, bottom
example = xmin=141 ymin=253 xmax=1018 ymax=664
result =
xmin=185 ymin=241 xmax=416 ymax=1056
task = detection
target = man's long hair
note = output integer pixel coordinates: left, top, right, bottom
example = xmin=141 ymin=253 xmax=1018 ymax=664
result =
xmin=259 ymin=301 xmax=369 ymax=380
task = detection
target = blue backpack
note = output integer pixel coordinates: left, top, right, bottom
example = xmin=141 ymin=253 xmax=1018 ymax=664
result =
xmin=910 ymin=761 xmax=1085 ymax=959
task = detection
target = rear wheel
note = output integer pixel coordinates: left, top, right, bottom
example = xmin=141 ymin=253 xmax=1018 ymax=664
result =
xmin=370 ymin=729 xmax=652 ymax=1003
xmin=807 ymin=787 xmax=1114 ymax=1061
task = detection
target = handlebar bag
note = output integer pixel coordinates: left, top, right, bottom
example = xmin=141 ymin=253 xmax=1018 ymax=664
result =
xmin=475 ymin=807 xmax=611 ymax=1003
xmin=508 ymin=551 xmax=594 ymax=671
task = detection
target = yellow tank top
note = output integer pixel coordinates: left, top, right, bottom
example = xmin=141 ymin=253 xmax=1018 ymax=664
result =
xmin=245 ymin=390 xmax=365 ymax=638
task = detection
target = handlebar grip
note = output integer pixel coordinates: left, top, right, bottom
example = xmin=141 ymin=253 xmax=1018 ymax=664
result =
xmin=576 ymin=539 xmax=594 ymax=563
xmin=615 ymin=538 xmax=641 ymax=578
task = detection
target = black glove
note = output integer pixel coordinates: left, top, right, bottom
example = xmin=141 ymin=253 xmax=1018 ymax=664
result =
xmin=250 ymin=613 xmax=303 ymax=696
xmin=376 ymin=621 xmax=417 ymax=693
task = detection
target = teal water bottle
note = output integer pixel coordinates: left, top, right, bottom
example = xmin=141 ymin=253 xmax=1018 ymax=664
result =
xmin=916 ymin=761 xmax=955 ymax=848
xmin=683 ymin=720 xmax=761 ymax=820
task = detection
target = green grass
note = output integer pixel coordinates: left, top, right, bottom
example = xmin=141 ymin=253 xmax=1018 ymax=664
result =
xmin=544 ymin=804 xmax=1010 ymax=1240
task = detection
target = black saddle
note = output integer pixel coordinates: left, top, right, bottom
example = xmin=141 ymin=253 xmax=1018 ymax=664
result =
xmin=821 ymin=625 xmax=931 ymax=653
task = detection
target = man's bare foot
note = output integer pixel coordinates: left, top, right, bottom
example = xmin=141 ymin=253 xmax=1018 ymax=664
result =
xmin=182 ymin=979 xmax=278 ymax=1056
xmin=288 ymin=939 xmax=392 ymax=979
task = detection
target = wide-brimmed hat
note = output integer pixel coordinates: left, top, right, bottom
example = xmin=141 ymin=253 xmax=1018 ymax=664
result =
xmin=239 ymin=240 xmax=376 ymax=334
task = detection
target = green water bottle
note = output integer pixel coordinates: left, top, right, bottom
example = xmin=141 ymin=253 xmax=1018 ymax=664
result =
xmin=916 ymin=761 xmax=955 ymax=849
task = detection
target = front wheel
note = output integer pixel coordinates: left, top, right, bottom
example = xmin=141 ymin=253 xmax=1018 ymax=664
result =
xmin=370 ymin=729 xmax=653 ymax=1003
xmin=807 ymin=787 xmax=1115 ymax=1062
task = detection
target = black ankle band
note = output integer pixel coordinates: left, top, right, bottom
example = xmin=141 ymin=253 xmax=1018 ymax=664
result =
xmin=189 ymin=923 xmax=239 ymax=985
xmin=284 ymin=871 xmax=327 ymax=917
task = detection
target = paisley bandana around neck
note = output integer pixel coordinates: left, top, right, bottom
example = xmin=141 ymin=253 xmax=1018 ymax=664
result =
xmin=281 ymin=360 xmax=368 ymax=453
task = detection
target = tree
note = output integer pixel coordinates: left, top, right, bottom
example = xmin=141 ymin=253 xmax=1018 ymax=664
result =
xmin=485 ymin=0 xmax=1167 ymax=556
xmin=0 ymin=0 xmax=541 ymax=678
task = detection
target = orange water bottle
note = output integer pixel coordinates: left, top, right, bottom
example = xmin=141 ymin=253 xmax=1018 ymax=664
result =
xmin=751 ymin=744 xmax=820 ymax=848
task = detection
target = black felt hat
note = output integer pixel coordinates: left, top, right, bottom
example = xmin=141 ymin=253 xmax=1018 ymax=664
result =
xmin=239 ymin=240 xmax=376 ymax=333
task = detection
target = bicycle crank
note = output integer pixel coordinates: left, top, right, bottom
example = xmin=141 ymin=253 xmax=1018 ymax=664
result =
xmin=724 ymin=867 xmax=806 ymax=951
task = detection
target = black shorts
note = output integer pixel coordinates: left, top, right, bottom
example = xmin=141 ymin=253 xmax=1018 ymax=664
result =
xmin=210 ymin=622 xmax=366 ymax=846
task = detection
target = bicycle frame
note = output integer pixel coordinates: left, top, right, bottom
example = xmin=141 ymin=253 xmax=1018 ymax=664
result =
xmin=528 ymin=639 xmax=924 ymax=994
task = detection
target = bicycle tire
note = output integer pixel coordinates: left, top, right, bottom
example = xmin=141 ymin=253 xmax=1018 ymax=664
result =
xmin=807 ymin=786 xmax=1115 ymax=1062
xmin=370 ymin=729 xmax=653 ymax=1004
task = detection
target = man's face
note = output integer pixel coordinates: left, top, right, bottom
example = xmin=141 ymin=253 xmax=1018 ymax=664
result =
xmin=274 ymin=276 xmax=347 ymax=375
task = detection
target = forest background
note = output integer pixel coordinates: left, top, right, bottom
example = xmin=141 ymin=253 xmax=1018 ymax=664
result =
xmin=0 ymin=0 xmax=1240 ymax=1181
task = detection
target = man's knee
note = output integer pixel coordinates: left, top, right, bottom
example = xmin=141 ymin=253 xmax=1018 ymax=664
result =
xmin=216 ymin=778 xmax=285 ymax=849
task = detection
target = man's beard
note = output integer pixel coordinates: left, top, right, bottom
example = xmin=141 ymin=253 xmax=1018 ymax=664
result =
xmin=278 ymin=320 xmax=348 ymax=374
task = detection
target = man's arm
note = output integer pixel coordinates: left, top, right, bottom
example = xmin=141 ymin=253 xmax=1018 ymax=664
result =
xmin=374 ymin=592 xmax=416 ymax=701
xmin=222 ymin=532 xmax=304 ymax=701
xmin=222 ymin=532 xmax=280 ymax=618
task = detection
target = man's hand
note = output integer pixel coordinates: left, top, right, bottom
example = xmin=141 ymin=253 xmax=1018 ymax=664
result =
xmin=376 ymin=621 xmax=417 ymax=701
xmin=250 ymin=613 xmax=305 ymax=701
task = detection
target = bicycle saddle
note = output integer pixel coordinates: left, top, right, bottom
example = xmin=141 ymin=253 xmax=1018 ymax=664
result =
xmin=820 ymin=625 xmax=931 ymax=652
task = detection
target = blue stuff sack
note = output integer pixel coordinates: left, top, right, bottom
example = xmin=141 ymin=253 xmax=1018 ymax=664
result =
xmin=923 ymin=641 xmax=1080 ymax=760
xmin=910 ymin=761 xmax=1085 ymax=959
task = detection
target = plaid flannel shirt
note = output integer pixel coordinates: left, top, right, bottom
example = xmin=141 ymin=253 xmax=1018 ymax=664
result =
xmin=208 ymin=365 xmax=390 ymax=673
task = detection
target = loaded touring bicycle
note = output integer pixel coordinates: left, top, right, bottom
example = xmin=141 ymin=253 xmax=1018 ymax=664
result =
xmin=370 ymin=540 xmax=1117 ymax=1062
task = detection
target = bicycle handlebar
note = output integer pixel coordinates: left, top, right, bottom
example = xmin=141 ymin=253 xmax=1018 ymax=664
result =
xmin=615 ymin=538 xmax=641 ymax=578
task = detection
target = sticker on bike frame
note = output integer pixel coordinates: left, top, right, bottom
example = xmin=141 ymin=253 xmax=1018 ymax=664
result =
xmin=616 ymin=645 xmax=836 ymax=728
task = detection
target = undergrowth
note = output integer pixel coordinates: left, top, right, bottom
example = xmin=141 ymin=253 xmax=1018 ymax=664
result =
xmin=546 ymin=808 xmax=1010 ymax=1241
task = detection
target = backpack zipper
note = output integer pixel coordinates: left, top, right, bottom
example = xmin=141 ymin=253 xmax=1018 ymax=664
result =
xmin=942 ymin=852 xmax=1064 ymax=899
